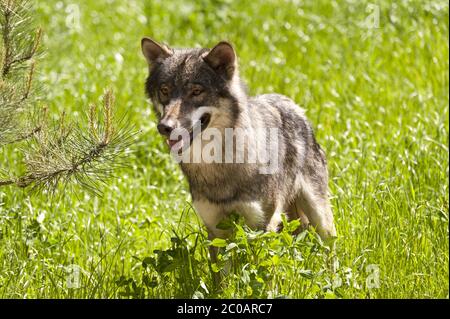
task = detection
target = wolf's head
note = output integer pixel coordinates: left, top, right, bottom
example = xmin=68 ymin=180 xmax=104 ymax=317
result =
xmin=141 ymin=38 xmax=246 ymax=150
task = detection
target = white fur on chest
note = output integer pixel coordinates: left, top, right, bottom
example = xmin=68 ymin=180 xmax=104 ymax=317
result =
xmin=193 ymin=199 xmax=266 ymax=237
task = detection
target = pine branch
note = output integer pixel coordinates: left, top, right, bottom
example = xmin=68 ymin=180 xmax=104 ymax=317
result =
xmin=43 ymin=94 xmax=135 ymax=195
xmin=1 ymin=0 xmax=40 ymax=78
xmin=0 ymin=0 xmax=13 ymax=78
xmin=3 ymin=125 xmax=40 ymax=144
xmin=0 ymin=179 xmax=13 ymax=186
xmin=0 ymin=1 xmax=138 ymax=196
xmin=0 ymin=0 xmax=40 ymax=145
xmin=0 ymin=89 xmax=136 ymax=195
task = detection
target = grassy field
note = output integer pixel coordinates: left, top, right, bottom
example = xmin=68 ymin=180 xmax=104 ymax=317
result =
xmin=0 ymin=0 xmax=448 ymax=298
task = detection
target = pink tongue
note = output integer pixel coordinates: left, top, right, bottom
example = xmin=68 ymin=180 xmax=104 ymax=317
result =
xmin=167 ymin=138 xmax=182 ymax=149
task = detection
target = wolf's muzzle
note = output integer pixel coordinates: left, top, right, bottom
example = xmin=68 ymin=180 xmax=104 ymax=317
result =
xmin=157 ymin=119 xmax=176 ymax=136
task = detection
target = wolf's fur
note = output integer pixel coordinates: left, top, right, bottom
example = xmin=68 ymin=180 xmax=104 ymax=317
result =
xmin=141 ymin=38 xmax=336 ymax=242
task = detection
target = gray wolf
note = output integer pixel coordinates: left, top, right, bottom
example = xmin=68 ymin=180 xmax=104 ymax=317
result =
xmin=141 ymin=37 xmax=337 ymax=249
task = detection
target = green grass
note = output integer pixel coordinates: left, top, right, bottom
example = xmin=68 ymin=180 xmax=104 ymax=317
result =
xmin=0 ymin=0 xmax=448 ymax=298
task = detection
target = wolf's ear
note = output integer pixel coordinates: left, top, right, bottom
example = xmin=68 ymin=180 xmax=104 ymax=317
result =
xmin=203 ymin=41 xmax=237 ymax=80
xmin=141 ymin=37 xmax=172 ymax=64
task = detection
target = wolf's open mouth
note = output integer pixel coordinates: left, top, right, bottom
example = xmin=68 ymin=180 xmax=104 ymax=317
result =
xmin=166 ymin=113 xmax=211 ymax=151
xmin=196 ymin=113 xmax=211 ymax=137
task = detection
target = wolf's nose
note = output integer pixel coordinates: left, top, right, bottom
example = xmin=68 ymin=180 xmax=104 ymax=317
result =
xmin=157 ymin=121 xmax=175 ymax=136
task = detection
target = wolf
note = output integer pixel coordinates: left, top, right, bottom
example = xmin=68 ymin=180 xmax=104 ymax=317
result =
xmin=141 ymin=38 xmax=337 ymax=250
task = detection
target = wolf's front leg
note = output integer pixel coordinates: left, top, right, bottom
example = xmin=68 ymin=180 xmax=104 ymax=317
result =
xmin=193 ymin=199 xmax=227 ymax=236
xmin=207 ymin=232 xmax=222 ymax=287
xmin=207 ymin=232 xmax=219 ymax=263
xmin=193 ymin=200 xmax=228 ymax=286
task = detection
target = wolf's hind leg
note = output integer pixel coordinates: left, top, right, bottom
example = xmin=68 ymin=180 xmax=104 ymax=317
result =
xmin=267 ymin=200 xmax=310 ymax=234
xmin=295 ymin=180 xmax=336 ymax=240
xmin=266 ymin=207 xmax=283 ymax=232
xmin=287 ymin=201 xmax=310 ymax=234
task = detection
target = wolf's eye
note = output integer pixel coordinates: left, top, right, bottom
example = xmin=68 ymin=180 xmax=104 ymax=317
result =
xmin=160 ymin=86 xmax=169 ymax=96
xmin=192 ymin=87 xmax=203 ymax=96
